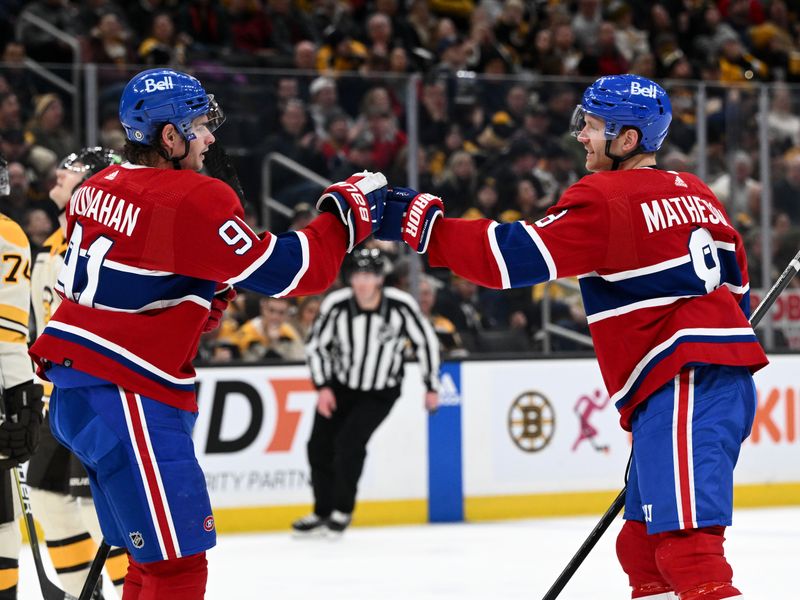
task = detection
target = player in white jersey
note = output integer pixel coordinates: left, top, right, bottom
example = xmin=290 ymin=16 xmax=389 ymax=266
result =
xmin=0 ymin=152 xmax=45 ymax=599
xmin=28 ymin=148 xmax=128 ymax=598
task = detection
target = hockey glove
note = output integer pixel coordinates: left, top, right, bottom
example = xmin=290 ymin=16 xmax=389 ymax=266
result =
xmin=374 ymin=187 xmax=444 ymax=254
xmin=0 ymin=381 xmax=44 ymax=468
xmin=203 ymin=284 xmax=237 ymax=333
xmin=316 ymin=171 xmax=387 ymax=252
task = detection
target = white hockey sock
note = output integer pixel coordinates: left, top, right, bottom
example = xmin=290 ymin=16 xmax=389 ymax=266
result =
xmin=0 ymin=518 xmax=21 ymax=595
xmin=29 ymin=488 xmax=98 ymax=596
xmin=80 ymin=498 xmax=127 ymax=597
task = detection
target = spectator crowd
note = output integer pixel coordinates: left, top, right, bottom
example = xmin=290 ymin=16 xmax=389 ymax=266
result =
xmin=2 ymin=0 xmax=800 ymax=358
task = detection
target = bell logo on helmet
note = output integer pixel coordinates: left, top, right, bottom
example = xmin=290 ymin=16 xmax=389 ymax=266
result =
xmin=143 ymin=76 xmax=174 ymax=93
xmin=120 ymin=68 xmax=224 ymax=145
xmin=630 ymin=81 xmax=658 ymax=98
xmin=576 ymin=74 xmax=672 ymax=153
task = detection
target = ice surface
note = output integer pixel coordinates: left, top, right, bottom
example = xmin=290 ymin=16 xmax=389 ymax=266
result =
xmin=17 ymin=507 xmax=797 ymax=599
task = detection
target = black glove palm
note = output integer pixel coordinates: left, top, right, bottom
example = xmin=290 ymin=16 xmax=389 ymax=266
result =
xmin=0 ymin=382 xmax=44 ymax=469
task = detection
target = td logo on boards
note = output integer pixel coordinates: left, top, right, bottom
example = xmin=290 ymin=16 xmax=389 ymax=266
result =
xmin=197 ymin=378 xmax=315 ymax=454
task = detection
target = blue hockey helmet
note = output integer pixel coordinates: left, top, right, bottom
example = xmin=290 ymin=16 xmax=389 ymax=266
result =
xmin=119 ymin=68 xmax=225 ymax=145
xmin=570 ymin=74 xmax=672 ymax=153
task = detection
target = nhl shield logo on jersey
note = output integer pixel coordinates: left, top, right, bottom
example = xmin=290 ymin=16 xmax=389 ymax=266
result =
xmin=129 ymin=531 xmax=145 ymax=549
xmin=377 ymin=323 xmax=396 ymax=343
xmin=203 ymin=515 xmax=215 ymax=532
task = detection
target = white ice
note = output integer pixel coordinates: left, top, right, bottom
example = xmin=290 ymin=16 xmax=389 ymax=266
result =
xmin=18 ymin=506 xmax=797 ymax=599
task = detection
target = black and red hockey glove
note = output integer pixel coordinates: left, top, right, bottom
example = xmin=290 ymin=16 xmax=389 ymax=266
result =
xmin=316 ymin=171 xmax=387 ymax=252
xmin=374 ymin=187 xmax=444 ymax=253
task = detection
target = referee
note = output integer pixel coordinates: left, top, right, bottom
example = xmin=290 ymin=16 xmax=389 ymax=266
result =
xmin=293 ymin=248 xmax=440 ymax=536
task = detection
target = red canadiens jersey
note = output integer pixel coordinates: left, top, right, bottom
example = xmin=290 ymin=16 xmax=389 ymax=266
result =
xmin=30 ymin=162 xmax=347 ymax=411
xmin=428 ymin=168 xmax=768 ymax=430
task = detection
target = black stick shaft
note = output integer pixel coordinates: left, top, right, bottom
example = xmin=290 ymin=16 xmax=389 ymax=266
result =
xmin=541 ymin=249 xmax=800 ymax=600
xmin=750 ymin=250 xmax=800 ymax=328
xmin=78 ymin=541 xmax=111 ymax=600
xmin=541 ymin=490 xmax=626 ymax=600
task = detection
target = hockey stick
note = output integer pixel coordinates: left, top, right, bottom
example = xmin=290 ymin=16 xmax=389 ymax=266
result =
xmin=541 ymin=248 xmax=800 ymax=600
xmin=0 ymin=388 xmax=78 ymax=600
xmin=78 ymin=540 xmax=110 ymax=600
xmin=11 ymin=466 xmax=78 ymax=600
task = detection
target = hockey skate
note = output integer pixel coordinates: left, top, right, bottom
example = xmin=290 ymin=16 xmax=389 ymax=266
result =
xmin=326 ymin=511 xmax=351 ymax=537
xmin=291 ymin=513 xmax=328 ymax=537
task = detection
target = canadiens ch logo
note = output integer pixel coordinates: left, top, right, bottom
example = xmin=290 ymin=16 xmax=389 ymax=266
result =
xmin=203 ymin=515 xmax=215 ymax=532
xmin=129 ymin=531 xmax=144 ymax=549
xmin=508 ymin=391 xmax=555 ymax=453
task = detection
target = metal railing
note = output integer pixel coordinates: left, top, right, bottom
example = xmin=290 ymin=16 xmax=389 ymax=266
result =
xmin=15 ymin=11 xmax=82 ymax=139
xmin=260 ymin=152 xmax=331 ymax=230
xmin=758 ymin=85 xmax=775 ymax=348
xmin=0 ymin=55 xmax=793 ymax=353
xmin=536 ymin=279 xmax=594 ymax=353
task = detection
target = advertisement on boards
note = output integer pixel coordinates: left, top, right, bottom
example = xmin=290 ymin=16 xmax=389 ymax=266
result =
xmin=459 ymin=356 xmax=800 ymax=500
xmin=751 ymin=289 xmax=800 ymax=349
xmin=460 ymin=359 xmax=630 ymax=498
xmin=193 ymin=364 xmax=428 ymax=508
xmin=739 ymin=354 xmax=800 ymax=482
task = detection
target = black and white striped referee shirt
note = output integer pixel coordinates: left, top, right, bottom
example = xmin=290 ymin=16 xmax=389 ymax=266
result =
xmin=306 ymin=286 xmax=441 ymax=392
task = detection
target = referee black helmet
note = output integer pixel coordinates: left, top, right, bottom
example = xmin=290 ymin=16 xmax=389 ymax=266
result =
xmin=349 ymin=248 xmax=386 ymax=276
xmin=59 ymin=146 xmax=122 ymax=180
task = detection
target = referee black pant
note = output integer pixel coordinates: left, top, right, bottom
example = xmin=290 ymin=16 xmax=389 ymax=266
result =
xmin=307 ymin=383 xmax=399 ymax=517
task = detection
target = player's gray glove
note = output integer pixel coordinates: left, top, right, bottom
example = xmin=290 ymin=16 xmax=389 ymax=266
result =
xmin=0 ymin=381 xmax=44 ymax=469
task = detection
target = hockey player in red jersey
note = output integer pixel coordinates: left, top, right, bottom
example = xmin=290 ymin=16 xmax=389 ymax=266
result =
xmin=28 ymin=68 xmax=387 ymax=600
xmin=377 ymin=74 xmax=766 ymax=600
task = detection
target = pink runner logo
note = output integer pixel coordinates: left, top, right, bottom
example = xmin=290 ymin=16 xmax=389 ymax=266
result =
xmin=572 ymin=389 xmax=610 ymax=453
